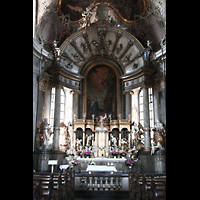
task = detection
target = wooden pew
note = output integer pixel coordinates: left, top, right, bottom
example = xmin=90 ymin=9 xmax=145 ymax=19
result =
xmin=33 ymin=179 xmax=43 ymax=200
xmin=128 ymin=171 xmax=166 ymax=200
xmin=33 ymin=169 xmax=75 ymax=200
xmin=142 ymin=172 xmax=148 ymax=200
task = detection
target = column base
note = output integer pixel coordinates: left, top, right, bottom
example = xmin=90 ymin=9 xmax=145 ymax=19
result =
xmin=53 ymin=147 xmax=60 ymax=151
xmin=144 ymin=148 xmax=151 ymax=151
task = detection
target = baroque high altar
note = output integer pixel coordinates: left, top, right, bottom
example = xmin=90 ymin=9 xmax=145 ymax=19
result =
xmin=72 ymin=117 xmax=132 ymax=158
xmin=33 ymin=2 xmax=166 ymax=173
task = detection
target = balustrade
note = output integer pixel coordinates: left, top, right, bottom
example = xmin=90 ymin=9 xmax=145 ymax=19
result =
xmin=76 ymin=173 xmax=127 ymax=191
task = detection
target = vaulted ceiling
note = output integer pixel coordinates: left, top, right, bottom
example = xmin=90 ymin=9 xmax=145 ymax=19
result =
xmin=35 ymin=0 xmax=166 ymax=52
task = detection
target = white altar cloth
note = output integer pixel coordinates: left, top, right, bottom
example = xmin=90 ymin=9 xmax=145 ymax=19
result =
xmin=76 ymin=157 xmax=126 ymax=162
xmin=86 ymin=165 xmax=117 ymax=172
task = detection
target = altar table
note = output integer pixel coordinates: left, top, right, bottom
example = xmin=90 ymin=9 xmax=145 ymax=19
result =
xmin=86 ymin=165 xmax=117 ymax=172
xmin=75 ymin=157 xmax=126 ymax=172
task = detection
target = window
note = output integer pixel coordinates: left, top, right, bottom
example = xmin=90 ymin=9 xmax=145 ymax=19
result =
xmin=148 ymin=88 xmax=154 ymax=139
xmin=50 ymin=87 xmax=72 ymax=131
xmin=60 ymin=88 xmax=65 ymax=124
xmin=139 ymin=89 xmax=144 ymax=127
xmin=50 ymin=87 xmax=55 ymax=131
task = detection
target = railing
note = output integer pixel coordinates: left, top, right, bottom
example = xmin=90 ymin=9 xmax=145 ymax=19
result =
xmin=75 ymin=172 xmax=129 ymax=191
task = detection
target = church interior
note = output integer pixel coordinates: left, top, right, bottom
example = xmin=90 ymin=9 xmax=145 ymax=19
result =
xmin=33 ymin=0 xmax=166 ymax=199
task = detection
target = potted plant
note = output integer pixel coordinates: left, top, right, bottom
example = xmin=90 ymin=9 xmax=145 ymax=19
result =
xmin=111 ymin=151 xmax=118 ymax=158
xmin=76 ymin=151 xmax=82 ymax=157
xmin=70 ymin=161 xmax=78 ymax=167
xmin=84 ymin=151 xmax=91 ymax=158
xmin=120 ymin=151 xmax=127 ymax=158
xmin=125 ymin=160 xmax=134 ymax=168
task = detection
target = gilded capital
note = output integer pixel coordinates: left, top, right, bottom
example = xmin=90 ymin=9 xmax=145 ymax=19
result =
xmin=70 ymin=89 xmax=81 ymax=94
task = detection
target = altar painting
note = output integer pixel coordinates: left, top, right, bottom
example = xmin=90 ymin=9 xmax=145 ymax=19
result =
xmin=87 ymin=65 xmax=117 ymax=119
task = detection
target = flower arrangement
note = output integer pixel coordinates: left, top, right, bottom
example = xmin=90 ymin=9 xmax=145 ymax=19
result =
xmin=76 ymin=151 xmax=82 ymax=156
xmin=70 ymin=161 xmax=78 ymax=166
xmin=111 ymin=151 xmax=118 ymax=157
xmin=84 ymin=151 xmax=91 ymax=158
xmin=120 ymin=151 xmax=127 ymax=158
xmin=125 ymin=160 xmax=134 ymax=167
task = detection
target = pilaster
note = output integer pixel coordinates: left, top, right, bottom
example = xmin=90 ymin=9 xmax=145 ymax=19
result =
xmin=70 ymin=90 xmax=81 ymax=121
xmin=124 ymin=90 xmax=132 ymax=119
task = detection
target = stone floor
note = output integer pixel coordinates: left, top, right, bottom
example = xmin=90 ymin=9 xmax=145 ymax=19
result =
xmin=74 ymin=191 xmax=130 ymax=200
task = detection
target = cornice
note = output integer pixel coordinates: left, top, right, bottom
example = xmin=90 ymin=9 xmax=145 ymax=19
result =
xmin=120 ymin=67 xmax=155 ymax=82
xmin=48 ymin=66 xmax=84 ymax=82
xmin=33 ymin=38 xmax=53 ymax=60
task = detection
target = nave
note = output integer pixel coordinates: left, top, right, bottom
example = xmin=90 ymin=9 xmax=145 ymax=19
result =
xmin=33 ymin=168 xmax=166 ymax=200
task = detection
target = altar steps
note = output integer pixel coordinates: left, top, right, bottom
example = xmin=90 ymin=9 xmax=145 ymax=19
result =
xmin=74 ymin=191 xmax=130 ymax=200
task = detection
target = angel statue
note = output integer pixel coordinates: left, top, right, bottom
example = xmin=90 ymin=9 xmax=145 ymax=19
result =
xmin=100 ymin=113 xmax=107 ymax=127
xmin=151 ymin=119 xmax=166 ymax=155
xmin=133 ymin=122 xmax=144 ymax=142
xmin=67 ymin=1 xmax=96 ymax=29
xmin=110 ymin=134 xmax=117 ymax=147
xmin=75 ymin=138 xmax=82 ymax=151
xmin=36 ymin=118 xmax=54 ymax=150
xmin=86 ymin=134 xmax=92 ymax=147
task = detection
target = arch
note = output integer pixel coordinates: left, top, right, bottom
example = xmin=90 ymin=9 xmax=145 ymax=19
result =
xmin=76 ymin=127 xmax=83 ymax=139
xmin=79 ymin=56 xmax=124 ymax=76
xmin=111 ymin=128 xmax=119 ymax=139
xmin=85 ymin=128 xmax=93 ymax=136
xmin=59 ymin=25 xmax=145 ymax=77
xmin=121 ymin=127 xmax=128 ymax=139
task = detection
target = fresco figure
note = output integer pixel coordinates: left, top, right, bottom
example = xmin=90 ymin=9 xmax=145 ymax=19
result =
xmin=87 ymin=96 xmax=91 ymax=118
xmin=92 ymin=97 xmax=98 ymax=115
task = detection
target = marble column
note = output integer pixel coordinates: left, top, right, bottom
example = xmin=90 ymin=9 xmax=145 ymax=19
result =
xmin=106 ymin=131 xmax=109 ymax=148
xmin=143 ymin=87 xmax=151 ymax=151
xmin=128 ymin=132 xmax=131 ymax=149
xmin=53 ymin=86 xmax=61 ymax=150
xmin=82 ymin=131 xmax=85 ymax=147
xmin=73 ymin=131 xmax=76 ymax=148
xmin=119 ymin=131 xmax=121 ymax=148
xmin=124 ymin=91 xmax=131 ymax=119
